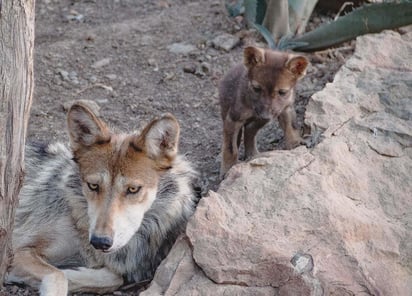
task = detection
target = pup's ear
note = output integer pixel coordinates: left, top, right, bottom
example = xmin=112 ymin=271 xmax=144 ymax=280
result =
xmin=244 ymin=46 xmax=265 ymax=69
xmin=67 ymin=101 xmax=111 ymax=151
xmin=136 ymin=113 xmax=180 ymax=163
xmin=286 ymin=55 xmax=309 ymax=79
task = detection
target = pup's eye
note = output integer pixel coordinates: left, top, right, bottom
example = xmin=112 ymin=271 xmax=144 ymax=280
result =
xmin=252 ymin=85 xmax=262 ymax=93
xmin=127 ymin=186 xmax=141 ymax=195
xmin=87 ymin=183 xmax=99 ymax=192
xmin=278 ymin=89 xmax=288 ymax=96
xmin=250 ymin=81 xmax=262 ymax=93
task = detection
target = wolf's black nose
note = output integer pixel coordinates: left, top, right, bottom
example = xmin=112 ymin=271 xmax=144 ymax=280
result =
xmin=90 ymin=235 xmax=113 ymax=251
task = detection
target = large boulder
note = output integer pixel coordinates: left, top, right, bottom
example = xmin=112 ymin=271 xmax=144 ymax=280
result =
xmin=142 ymin=30 xmax=412 ymax=295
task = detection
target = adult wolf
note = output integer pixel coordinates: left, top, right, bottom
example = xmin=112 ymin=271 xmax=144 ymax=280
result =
xmin=6 ymin=101 xmax=198 ymax=295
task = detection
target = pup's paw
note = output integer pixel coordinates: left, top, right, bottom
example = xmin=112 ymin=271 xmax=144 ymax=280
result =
xmin=282 ymin=137 xmax=304 ymax=150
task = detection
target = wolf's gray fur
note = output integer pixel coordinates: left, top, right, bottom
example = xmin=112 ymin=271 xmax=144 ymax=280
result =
xmin=12 ymin=140 xmax=198 ymax=284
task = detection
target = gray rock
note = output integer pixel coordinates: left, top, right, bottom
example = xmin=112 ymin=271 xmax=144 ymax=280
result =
xmin=167 ymin=43 xmax=196 ymax=55
xmin=182 ymin=63 xmax=196 ymax=74
xmin=57 ymin=69 xmax=70 ymax=81
xmin=91 ymin=58 xmax=111 ymax=69
xmin=144 ymin=30 xmax=412 ymax=295
xmin=105 ymin=74 xmax=117 ymax=80
xmin=212 ymin=33 xmax=240 ymax=52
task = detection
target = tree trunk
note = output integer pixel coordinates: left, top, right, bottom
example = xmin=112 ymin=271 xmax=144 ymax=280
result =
xmin=0 ymin=0 xmax=35 ymax=285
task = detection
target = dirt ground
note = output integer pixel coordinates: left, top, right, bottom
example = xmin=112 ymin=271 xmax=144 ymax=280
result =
xmin=2 ymin=0 xmax=353 ymax=295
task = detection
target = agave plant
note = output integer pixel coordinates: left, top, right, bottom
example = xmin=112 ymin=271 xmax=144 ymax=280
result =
xmin=226 ymin=0 xmax=412 ymax=52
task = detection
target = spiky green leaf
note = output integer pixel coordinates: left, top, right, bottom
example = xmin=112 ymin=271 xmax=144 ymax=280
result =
xmin=244 ymin=0 xmax=258 ymax=25
xmin=291 ymin=2 xmax=412 ymax=52
xmin=253 ymin=23 xmax=277 ymax=49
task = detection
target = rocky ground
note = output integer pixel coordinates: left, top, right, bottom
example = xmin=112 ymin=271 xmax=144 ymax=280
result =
xmin=2 ymin=0 xmax=355 ymax=295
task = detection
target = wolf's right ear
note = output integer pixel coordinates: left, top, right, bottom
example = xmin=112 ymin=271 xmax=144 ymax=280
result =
xmin=67 ymin=101 xmax=111 ymax=150
xmin=135 ymin=114 xmax=180 ymax=164
xmin=244 ymin=46 xmax=265 ymax=69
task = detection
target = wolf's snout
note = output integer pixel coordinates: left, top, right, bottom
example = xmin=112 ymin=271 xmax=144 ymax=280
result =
xmin=90 ymin=235 xmax=113 ymax=251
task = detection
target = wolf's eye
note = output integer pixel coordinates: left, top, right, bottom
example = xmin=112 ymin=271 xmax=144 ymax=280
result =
xmin=87 ymin=183 xmax=99 ymax=192
xmin=127 ymin=186 xmax=141 ymax=195
xmin=278 ymin=89 xmax=288 ymax=96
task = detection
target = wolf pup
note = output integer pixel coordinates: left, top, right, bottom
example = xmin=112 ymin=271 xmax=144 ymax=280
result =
xmin=219 ymin=46 xmax=309 ymax=178
xmin=6 ymin=101 xmax=198 ymax=295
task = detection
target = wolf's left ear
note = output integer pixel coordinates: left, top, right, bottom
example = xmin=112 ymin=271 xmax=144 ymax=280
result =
xmin=137 ymin=113 xmax=180 ymax=163
xmin=286 ymin=55 xmax=309 ymax=79
xmin=67 ymin=101 xmax=111 ymax=151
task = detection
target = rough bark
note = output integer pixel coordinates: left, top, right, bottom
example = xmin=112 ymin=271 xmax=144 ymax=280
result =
xmin=0 ymin=0 xmax=35 ymax=285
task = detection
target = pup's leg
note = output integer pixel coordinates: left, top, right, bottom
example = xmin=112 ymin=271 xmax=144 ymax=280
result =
xmin=244 ymin=118 xmax=269 ymax=159
xmin=62 ymin=267 xmax=123 ymax=294
xmin=7 ymin=248 xmax=68 ymax=296
xmin=278 ymin=105 xmax=302 ymax=149
xmin=221 ymin=117 xmax=243 ymax=178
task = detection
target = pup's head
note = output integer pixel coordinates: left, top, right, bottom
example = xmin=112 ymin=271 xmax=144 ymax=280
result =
xmin=67 ymin=101 xmax=180 ymax=252
xmin=243 ymin=46 xmax=309 ymax=119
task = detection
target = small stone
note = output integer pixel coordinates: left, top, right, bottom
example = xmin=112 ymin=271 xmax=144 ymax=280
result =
xmin=91 ymin=58 xmax=111 ymax=69
xmin=183 ymin=64 xmax=196 ymax=74
xmin=64 ymin=10 xmax=84 ymax=21
xmin=57 ymin=69 xmax=70 ymax=81
xmin=88 ymin=75 xmax=97 ymax=83
xmin=291 ymin=253 xmax=314 ymax=274
xmin=148 ymin=58 xmax=157 ymax=66
xmin=85 ymin=34 xmax=96 ymax=42
xmin=105 ymin=74 xmax=117 ymax=80
xmin=200 ymin=62 xmax=211 ymax=75
xmin=163 ymin=72 xmax=175 ymax=81
xmin=148 ymin=58 xmax=159 ymax=71
xmin=69 ymin=71 xmax=78 ymax=79
xmin=212 ymin=33 xmax=240 ymax=52
xmin=167 ymin=43 xmax=196 ymax=55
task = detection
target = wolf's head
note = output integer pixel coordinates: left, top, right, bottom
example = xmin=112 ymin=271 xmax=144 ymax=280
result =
xmin=243 ymin=46 xmax=309 ymax=119
xmin=67 ymin=101 xmax=180 ymax=252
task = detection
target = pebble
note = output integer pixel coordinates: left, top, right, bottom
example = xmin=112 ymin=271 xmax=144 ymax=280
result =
xmin=105 ymin=74 xmax=117 ymax=80
xmin=167 ymin=42 xmax=196 ymax=55
xmin=200 ymin=62 xmax=211 ymax=74
xmin=183 ymin=63 xmax=196 ymax=74
xmin=57 ymin=69 xmax=70 ymax=81
xmin=88 ymin=75 xmax=97 ymax=83
xmin=148 ymin=58 xmax=159 ymax=71
xmin=64 ymin=10 xmax=84 ymax=21
xmin=69 ymin=71 xmax=78 ymax=79
xmin=212 ymin=33 xmax=240 ymax=52
xmin=91 ymin=58 xmax=111 ymax=69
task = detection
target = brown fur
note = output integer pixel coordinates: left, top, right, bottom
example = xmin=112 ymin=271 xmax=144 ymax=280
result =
xmin=219 ymin=46 xmax=309 ymax=178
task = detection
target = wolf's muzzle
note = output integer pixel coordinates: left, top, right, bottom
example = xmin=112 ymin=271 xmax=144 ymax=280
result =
xmin=90 ymin=235 xmax=113 ymax=251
